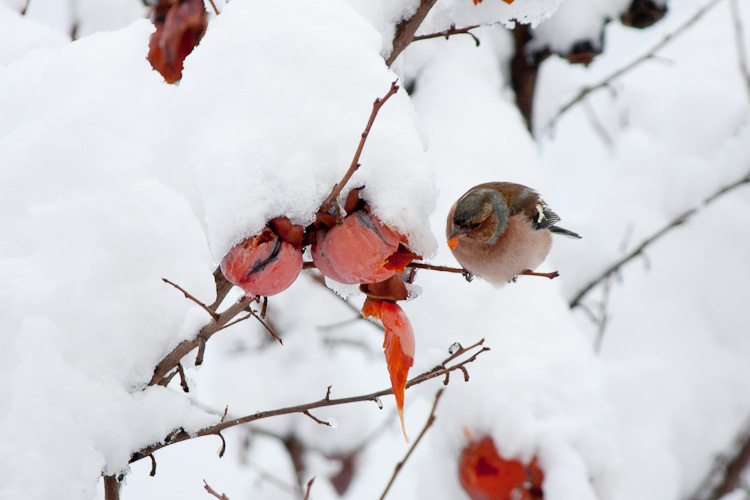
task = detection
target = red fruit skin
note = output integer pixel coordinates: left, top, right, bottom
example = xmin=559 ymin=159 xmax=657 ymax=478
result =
xmin=459 ymin=437 xmax=544 ymax=500
xmin=220 ymin=230 xmax=303 ymax=297
xmin=147 ymin=0 xmax=207 ymax=84
xmin=311 ymin=210 xmax=402 ymax=284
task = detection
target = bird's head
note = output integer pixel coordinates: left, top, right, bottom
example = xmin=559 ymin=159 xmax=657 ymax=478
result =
xmin=448 ymin=188 xmax=508 ymax=249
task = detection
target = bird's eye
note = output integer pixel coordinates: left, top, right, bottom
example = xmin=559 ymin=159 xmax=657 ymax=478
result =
xmin=470 ymin=222 xmax=480 ymax=229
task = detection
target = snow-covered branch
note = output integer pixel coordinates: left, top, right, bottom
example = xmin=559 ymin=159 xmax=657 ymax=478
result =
xmin=569 ymin=169 xmax=750 ymax=309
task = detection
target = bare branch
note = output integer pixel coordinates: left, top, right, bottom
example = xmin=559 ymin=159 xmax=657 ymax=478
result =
xmin=386 ymin=0 xmax=439 ymax=66
xmin=149 ymin=454 xmax=157 ymax=477
xmin=149 ymin=296 xmax=253 ymax=386
xmin=412 ymin=24 xmax=481 ymax=46
xmin=303 ymin=477 xmax=315 ymax=500
xmin=206 ymin=0 xmax=219 ymax=15
xmin=162 ymin=277 xmax=218 ymax=320
xmin=176 ymin=362 xmax=189 ymax=393
xmin=203 ymin=480 xmax=230 ymax=500
xmin=542 ymin=0 xmax=724 ymax=134
xmin=209 ymin=267 xmax=234 ymax=311
xmin=379 ymin=389 xmax=444 ymax=500
xmin=303 ymin=410 xmax=332 ymax=427
xmin=570 ymin=170 xmax=750 ymax=309
xmin=686 ymin=415 xmax=750 ymax=500
xmin=103 ymin=475 xmax=120 ymax=500
xmin=319 ymin=81 xmax=400 ymax=216
xmin=130 ymin=339 xmax=488 ymax=463
xmin=408 ymin=262 xmax=463 ymax=274
xmin=730 ymin=0 xmax=750 ymax=102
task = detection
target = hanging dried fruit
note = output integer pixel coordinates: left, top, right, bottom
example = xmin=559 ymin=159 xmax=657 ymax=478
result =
xmin=362 ymin=298 xmax=415 ymax=441
xmin=220 ymin=220 xmax=304 ymax=297
xmin=459 ymin=436 xmax=544 ymax=500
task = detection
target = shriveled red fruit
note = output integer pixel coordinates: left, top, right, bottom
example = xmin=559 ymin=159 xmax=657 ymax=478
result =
xmin=312 ymin=210 xmax=418 ymax=285
xmin=362 ymin=299 xmax=415 ymax=441
xmin=459 ymin=436 xmax=544 ymax=500
xmin=220 ymin=226 xmax=302 ymax=297
xmin=148 ymin=0 xmax=207 ymax=84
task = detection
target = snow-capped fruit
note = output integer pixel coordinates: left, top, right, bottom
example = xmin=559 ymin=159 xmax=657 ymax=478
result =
xmin=220 ymin=227 xmax=302 ymax=297
xmin=459 ymin=436 xmax=543 ymax=500
xmin=312 ymin=210 xmax=413 ymax=285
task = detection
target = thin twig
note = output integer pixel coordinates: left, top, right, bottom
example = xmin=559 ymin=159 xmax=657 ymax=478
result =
xmin=592 ymin=276 xmax=612 ymax=353
xmin=379 ymin=389 xmax=444 ymax=500
xmin=412 ymin=24 xmax=481 ymax=46
xmin=130 ymin=340 xmax=488 ymax=464
xmin=686 ymin=414 xmax=750 ymax=500
xmin=148 ymin=454 xmax=157 ymax=476
xmin=730 ymin=0 xmax=750 ymax=102
xmin=208 ymin=267 xmax=234 ymax=311
xmin=149 ymin=296 xmax=253 ymax=386
xmin=569 ymin=170 xmax=750 ymax=309
xmin=319 ymin=81 xmax=400 ymax=216
xmin=408 ymin=262 xmax=463 ymax=274
xmin=176 ymin=362 xmax=189 ymax=393
xmin=303 ymin=410 xmax=332 ymax=427
xmin=206 ymin=0 xmax=219 ymax=15
xmin=303 ymin=477 xmax=315 ymax=500
xmin=542 ymin=0 xmax=724 ymax=134
xmin=162 ymin=277 xmax=219 ymax=320
xmin=20 ymin=0 xmax=30 ymax=15
xmin=386 ymin=0 xmax=439 ymax=66
xmin=203 ymin=480 xmax=230 ymax=500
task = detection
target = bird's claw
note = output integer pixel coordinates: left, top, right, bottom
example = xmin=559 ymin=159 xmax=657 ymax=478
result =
xmin=461 ymin=269 xmax=474 ymax=282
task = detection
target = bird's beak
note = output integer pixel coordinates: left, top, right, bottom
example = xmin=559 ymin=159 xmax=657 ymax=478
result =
xmin=447 ymin=227 xmax=469 ymax=250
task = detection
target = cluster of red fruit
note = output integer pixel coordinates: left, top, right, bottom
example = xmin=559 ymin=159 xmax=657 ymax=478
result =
xmin=459 ymin=436 xmax=544 ymax=500
xmin=220 ymin=190 xmax=420 ymax=439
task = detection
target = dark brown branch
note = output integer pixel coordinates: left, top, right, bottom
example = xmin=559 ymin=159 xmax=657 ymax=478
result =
xmin=519 ymin=269 xmax=559 ymax=280
xmin=209 ymin=267 xmax=234 ymax=311
xmin=303 ymin=477 xmax=315 ymax=500
xmin=686 ymin=415 xmax=750 ymax=500
xmin=130 ymin=339 xmax=488 ymax=463
xmin=542 ymin=0 xmax=724 ymax=134
xmin=569 ymin=170 xmax=750 ymax=309
xmin=207 ymin=0 xmax=219 ymax=15
xmin=386 ymin=0 xmax=439 ymax=66
xmin=195 ymin=337 xmax=207 ymax=366
xmin=412 ymin=24 xmax=481 ymax=46
xmin=149 ymin=454 xmax=157 ymax=476
xmin=303 ymin=410 xmax=332 ymax=427
xmin=176 ymin=362 xmax=189 ymax=392
xmin=203 ymin=480 xmax=230 ymax=500
xmin=162 ymin=277 xmax=218 ymax=320
xmin=408 ymin=262 xmax=463 ymax=274
xmin=379 ymin=389 xmax=444 ymax=500
xmin=149 ymin=296 xmax=253 ymax=386
xmin=319 ymin=81 xmax=400 ymax=216
xmin=216 ymin=432 xmax=226 ymax=458
xmin=103 ymin=475 xmax=120 ymax=500
xmin=730 ymin=0 xmax=750 ymax=102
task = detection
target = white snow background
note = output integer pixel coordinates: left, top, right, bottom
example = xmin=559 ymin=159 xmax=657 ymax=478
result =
xmin=1 ymin=0 xmax=749 ymax=499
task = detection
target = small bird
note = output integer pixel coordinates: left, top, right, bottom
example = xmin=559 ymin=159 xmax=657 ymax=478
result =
xmin=446 ymin=182 xmax=581 ymax=285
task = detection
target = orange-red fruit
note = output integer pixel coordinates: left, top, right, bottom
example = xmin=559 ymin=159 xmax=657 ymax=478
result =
xmin=459 ymin=436 xmax=544 ymax=500
xmin=312 ymin=210 xmax=407 ymax=285
xmin=220 ymin=228 xmax=302 ymax=297
xmin=362 ymin=299 xmax=415 ymax=441
xmin=147 ymin=0 xmax=207 ymax=84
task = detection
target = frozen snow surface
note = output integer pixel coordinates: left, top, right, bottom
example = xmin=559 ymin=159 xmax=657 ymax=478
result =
xmin=2 ymin=0 xmax=750 ymax=499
